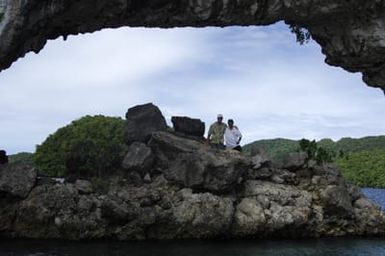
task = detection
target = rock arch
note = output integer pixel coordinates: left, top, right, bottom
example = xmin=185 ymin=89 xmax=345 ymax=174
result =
xmin=0 ymin=0 xmax=385 ymax=91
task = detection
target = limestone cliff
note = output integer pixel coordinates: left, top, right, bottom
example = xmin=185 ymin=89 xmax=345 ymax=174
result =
xmin=0 ymin=1 xmax=385 ymax=90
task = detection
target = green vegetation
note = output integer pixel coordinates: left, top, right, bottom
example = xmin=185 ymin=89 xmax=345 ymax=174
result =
xmin=244 ymin=136 xmax=385 ymax=187
xmin=9 ymin=152 xmax=34 ymax=165
xmin=34 ymin=115 xmax=128 ymax=177
xmin=245 ymin=138 xmax=300 ymax=160
xmin=299 ymin=139 xmax=334 ymax=165
xmin=336 ymin=150 xmax=385 ymax=188
xmin=289 ymin=24 xmax=311 ymax=45
xmin=0 ymin=13 xmax=4 ymax=22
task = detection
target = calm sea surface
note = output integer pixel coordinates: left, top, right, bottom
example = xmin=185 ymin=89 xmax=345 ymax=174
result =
xmin=0 ymin=188 xmax=384 ymax=256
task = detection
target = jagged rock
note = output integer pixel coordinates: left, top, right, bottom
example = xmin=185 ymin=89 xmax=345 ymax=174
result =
xmin=0 ymin=150 xmax=8 ymax=164
xmin=75 ymin=179 xmax=93 ymax=195
xmin=320 ymin=185 xmax=354 ymax=217
xmin=172 ymin=189 xmax=234 ymax=238
xmin=164 ymin=150 xmax=250 ymax=192
xmin=250 ymin=154 xmax=270 ymax=170
xmin=232 ymin=198 xmax=266 ymax=236
xmin=354 ymin=198 xmax=380 ymax=211
xmin=143 ymin=173 xmax=152 ymax=184
xmin=122 ymin=142 xmax=154 ymax=173
xmin=171 ymin=116 xmax=205 ymax=138
xmin=2 ymin=2 xmax=385 ymax=90
xmin=149 ymin=131 xmax=202 ymax=154
xmin=243 ymin=180 xmax=312 ymax=208
xmin=14 ymin=184 xmax=79 ymax=238
xmin=148 ymin=131 xmax=203 ymax=167
xmin=279 ymin=152 xmax=307 ymax=171
xmin=265 ymin=203 xmax=310 ymax=233
xmin=101 ymin=197 xmax=139 ymax=223
xmin=125 ymin=103 xmax=167 ymax=143
xmin=0 ymin=163 xmax=36 ymax=198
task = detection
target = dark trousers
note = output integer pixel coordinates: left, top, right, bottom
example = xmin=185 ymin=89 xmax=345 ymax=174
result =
xmin=233 ymin=146 xmax=243 ymax=152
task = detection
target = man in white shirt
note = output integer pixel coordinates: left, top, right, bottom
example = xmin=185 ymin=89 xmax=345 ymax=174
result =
xmin=224 ymin=119 xmax=242 ymax=151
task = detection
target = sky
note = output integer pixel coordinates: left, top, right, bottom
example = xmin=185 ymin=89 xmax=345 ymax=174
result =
xmin=1 ymin=22 xmax=385 ymax=154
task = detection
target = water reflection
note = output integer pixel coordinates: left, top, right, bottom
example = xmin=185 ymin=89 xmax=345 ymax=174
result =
xmin=1 ymin=238 xmax=385 ymax=256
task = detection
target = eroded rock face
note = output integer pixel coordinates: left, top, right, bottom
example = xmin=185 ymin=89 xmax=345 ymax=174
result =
xmin=1 ymin=132 xmax=384 ymax=240
xmin=0 ymin=104 xmax=384 ymax=240
xmin=171 ymin=116 xmax=205 ymax=139
xmin=0 ymin=163 xmax=36 ymax=198
xmin=1 ymin=1 xmax=385 ymax=90
xmin=125 ymin=103 xmax=167 ymax=143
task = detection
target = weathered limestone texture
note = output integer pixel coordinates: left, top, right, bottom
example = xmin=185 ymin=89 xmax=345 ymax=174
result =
xmin=0 ymin=1 xmax=385 ymax=90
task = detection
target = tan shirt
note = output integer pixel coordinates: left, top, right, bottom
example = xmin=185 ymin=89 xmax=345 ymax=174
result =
xmin=208 ymin=122 xmax=227 ymax=144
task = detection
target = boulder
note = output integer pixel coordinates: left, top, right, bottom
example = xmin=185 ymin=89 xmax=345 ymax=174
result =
xmin=243 ymin=180 xmax=312 ymax=208
xmin=101 ymin=197 xmax=139 ymax=223
xmin=232 ymin=198 xmax=266 ymax=236
xmin=148 ymin=131 xmax=203 ymax=166
xmin=172 ymin=189 xmax=234 ymax=238
xmin=164 ymin=150 xmax=250 ymax=192
xmin=75 ymin=179 xmax=93 ymax=195
xmin=125 ymin=103 xmax=167 ymax=143
xmin=279 ymin=152 xmax=307 ymax=171
xmin=320 ymin=185 xmax=354 ymax=217
xmin=122 ymin=142 xmax=154 ymax=173
xmin=171 ymin=116 xmax=205 ymax=137
xmin=149 ymin=131 xmax=202 ymax=154
xmin=14 ymin=183 xmax=79 ymax=238
xmin=265 ymin=203 xmax=310 ymax=232
xmin=0 ymin=163 xmax=37 ymax=198
xmin=250 ymin=154 xmax=270 ymax=170
xmin=354 ymin=198 xmax=381 ymax=211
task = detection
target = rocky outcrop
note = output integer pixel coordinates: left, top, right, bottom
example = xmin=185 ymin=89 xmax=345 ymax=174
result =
xmin=0 ymin=104 xmax=384 ymax=240
xmin=0 ymin=134 xmax=384 ymax=240
xmin=125 ymin=103 xmax=167 ymax=143
xmin=171 ymin=116 xmax=205 ymax=139
xmin=0 ymin=163 xmax=36 ymax=198
xmin=122 ymin=142 xmax=154 ymax=174
xmin=1 ymin=1 xmax=385 ymax=90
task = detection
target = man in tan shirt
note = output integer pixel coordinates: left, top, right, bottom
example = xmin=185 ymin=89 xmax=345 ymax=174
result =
xmin=207 ymin=114 xmax=227 ymax=150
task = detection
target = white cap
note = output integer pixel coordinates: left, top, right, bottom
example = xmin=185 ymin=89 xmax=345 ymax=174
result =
xmin=217 ymin=114 xmax=223 ymax=118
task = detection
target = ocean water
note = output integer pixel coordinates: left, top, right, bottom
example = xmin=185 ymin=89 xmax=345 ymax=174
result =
xmin=1 ymin=238 xmax=385 ymax=256
xmin=362 ymin=188 xmax=385 ymax=210
xmin=0 ymin=189 xmax=384 ymax=256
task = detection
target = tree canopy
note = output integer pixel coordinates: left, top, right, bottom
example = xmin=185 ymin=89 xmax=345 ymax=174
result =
xmin=34 ymin=115 xmax=128 ymax=177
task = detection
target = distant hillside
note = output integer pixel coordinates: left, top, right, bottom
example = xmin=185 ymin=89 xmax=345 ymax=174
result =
xmin=8 ymin=152 xmax=34 ymax=165
xmin=244 ymin=135 xmax=385 ymax=188
xmin=244 ymin=135 xmax=385 ymax=159
xmin=244 ymin=138 xmax=300 ymax=160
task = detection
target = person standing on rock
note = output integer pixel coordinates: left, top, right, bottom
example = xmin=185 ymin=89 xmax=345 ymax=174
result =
xmin=224 ymin=119 xmax=242 ymax=152
xmin=207 ymin=114 xmax=227 ymax=150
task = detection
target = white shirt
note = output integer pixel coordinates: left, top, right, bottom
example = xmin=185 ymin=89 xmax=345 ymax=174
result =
xmin=224 ymin=126 xmax=242 ymax=149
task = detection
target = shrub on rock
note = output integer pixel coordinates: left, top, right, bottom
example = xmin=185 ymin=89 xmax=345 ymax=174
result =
xmin=34 ymin=115 xmax=128 ymax=177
